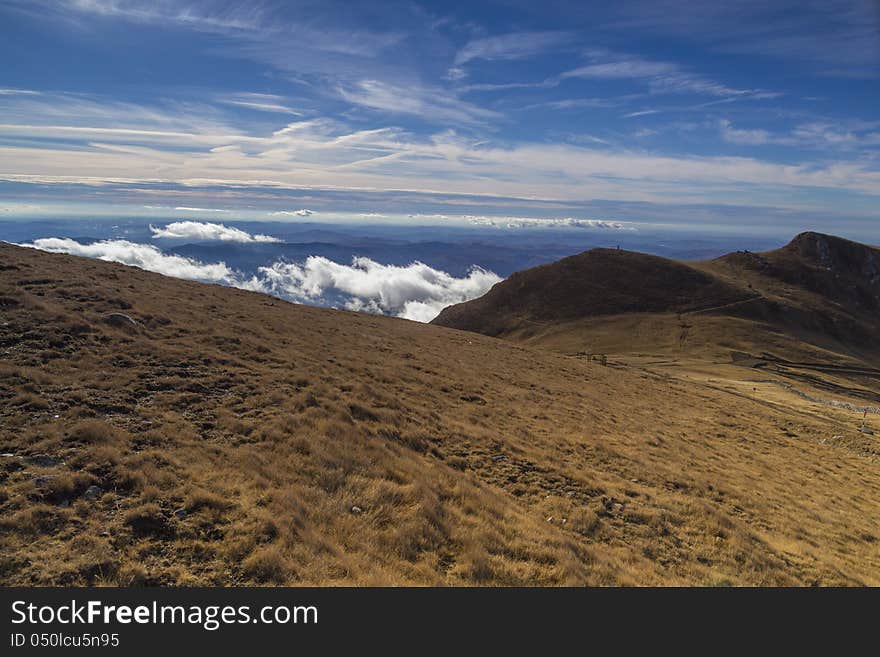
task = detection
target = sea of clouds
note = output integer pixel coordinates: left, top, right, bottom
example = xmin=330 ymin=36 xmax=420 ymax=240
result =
xmin=21 ymin=223 xmax=502 ymax=322
xmin=251 ymin=257 xmax=500 ymax=322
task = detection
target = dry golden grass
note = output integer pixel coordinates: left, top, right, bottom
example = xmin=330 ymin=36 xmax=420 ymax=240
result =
xmin=1 ymin=242 xmax=879 ymax=586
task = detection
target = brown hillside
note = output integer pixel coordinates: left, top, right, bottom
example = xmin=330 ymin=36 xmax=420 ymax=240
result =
xmin=432 ymin=233 xmax=880 ymax=364
xmin=432 ymin=248 xmax=750 ymax=337
xmin=1 ymin=242 xmax=879 ymax=586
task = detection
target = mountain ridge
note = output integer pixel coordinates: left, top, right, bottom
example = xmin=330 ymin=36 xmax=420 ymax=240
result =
xmin=432 ymin=232 xmax=880 ymax=363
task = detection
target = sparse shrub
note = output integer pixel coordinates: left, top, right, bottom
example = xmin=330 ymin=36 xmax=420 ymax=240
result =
xmin=67 ymin=535 xmax=117 ymax=584
xmin=185 ymin=489 xmax=231 ymax=512
xmin=112 ymin=467 xmax=146 ymax=493
xmin=39 ymin=472 xmax=98 ymax=504
xmin=291 ymin=436 xmax=311 ymax=455
xmin=124 ymin=503 xmax=171 ymax=537
xmin=570 ymin=508 xmax=600 ymax=536
xmin=1 ymin=505 xmax=67 ymax=535
xmin=348 ymin=403 xmax=380 ymax=423
xmin=67 ymin=419 xmax=118 ymax=444
xmin=461 ymin=550 xmax=495 ymax=583
xmin=9 ymin=392 xmax=49 ymax=411
xmin=447 ymin=456 xmax=468 ymax=471
xmin=116 ymin=563 xmax=148 ymax=586
xmin=241 ymin=546 xmax=288 ymax=584
xmin=140 ymin=485 xmax=161 ymax=503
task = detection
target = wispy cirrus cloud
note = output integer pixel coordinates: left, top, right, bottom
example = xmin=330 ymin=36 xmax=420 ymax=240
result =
xmin=215 ymin=92 xmax=302 ymax=115
xmin=2 ymin=102 xmax=880 ymax=211
xmin=1 ymin=0 xmax=877 ymax=233
xmin=336 ymin=79 xmax=500 ymax=125
xmin=451 ymin=31 xmax=574 ymax=80
xmin=719 ymin=118 xmax=880 ymax=149
xmin=562 ymin=52 xmax=771 ymax=99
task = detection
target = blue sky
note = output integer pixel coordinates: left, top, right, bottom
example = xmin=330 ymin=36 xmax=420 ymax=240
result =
xmin=0 ymin=0 xmax=878 ymax=236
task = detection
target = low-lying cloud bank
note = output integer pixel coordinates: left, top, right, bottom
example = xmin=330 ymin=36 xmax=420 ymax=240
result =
xmin=23 ymin=238 xmax=239 ymax=283
xmin=465 ymin=216 xmax=634 ymax=230
xmin=149 ymin=221 xmax=280 ymax=243
xmin=248 ymin=256 xmax=501 ymax=322
xmin=269 ymin=209 xmax=314 ymax=217
xmin=401 ymin=214 xmax=635 ymax=230
xmin=20 ymin=238 xmax=499 ymax=322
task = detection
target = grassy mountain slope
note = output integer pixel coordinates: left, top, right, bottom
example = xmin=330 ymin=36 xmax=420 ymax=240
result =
xmin=1 ymin=242 xmax=879 ymax=586
xmin=433 ymin=232 xmax=880 ymax=364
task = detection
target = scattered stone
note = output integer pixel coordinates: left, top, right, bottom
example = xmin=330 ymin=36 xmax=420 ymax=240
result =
xmin=611 ymin=503 xmax=625 ymax=513
xmin=103 ymin=313 xmax=140 ymax=329
xmin=173 ymin=508 xmax=188 ymax=520
xmin=25 ymin=454 xmax=61 ymax=467
xmin=860 ymin=426 xmax=875 ymax=435
xmin=350 ymin=506 xmax=363 ymax=515
xmin=34 ymin=475 xmax=56 ymax=487
xmin=84 ymin=485 xmax=103 ymax=500
xmin=492 ymin=454 xmax=507 ymax=462
xmin=546 ymin=516 xmax=554 ymax=523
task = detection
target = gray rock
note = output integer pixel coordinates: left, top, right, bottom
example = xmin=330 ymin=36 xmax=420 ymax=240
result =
xmin=25 ymin=455 xmax=61 ymax=467
xmin=83 ymin=485 xmax=103 ymax=500
xmin=350 ymin=506 xmax=363 ymax=515
xmin=173 ymin=508 xmax=188 ymax=520
xmin=103 ymin=313 xmax=140 ymax=329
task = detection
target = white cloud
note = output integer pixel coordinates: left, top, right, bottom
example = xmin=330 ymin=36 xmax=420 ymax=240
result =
xmin=454 ymin=31 xmax=573 ymax=66
xmin=563 ymin=60 xmax=678 ymax=80
xmin=337 ymin=79 xmax=499 ymax=125
xmin=270 ymin=209 xmax=313 ymax=217
xmin=719 ymin=119 xmax=771 ymax=145
xmin=216 ymin=92 xmax=301 ymax=115
xmin=173 ymin=206 xmax=230 ymax=213
xmin=791 ymin=122 xmax=860 ymax=148
xmin=623 ymin=109 xmax=662 ymax=118
xmin=20 ymin=238 xmax=498 ymax=322
xmin=150 ymin=221 xmax=280 ymax=243
xmin=21 ymin=238 xmax=239 ymax=283
xmin=463 ymin=216 xmax=634 ymax=230
xmin=249 ymin=256 xmax=501 ymax=322
xmin=2 ymin=92 xmax=879 ymax=210
xmin=562 ymin=54 xmax=765 ymax=99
